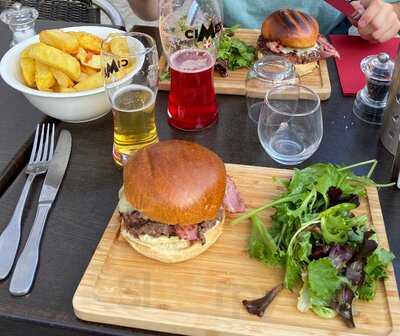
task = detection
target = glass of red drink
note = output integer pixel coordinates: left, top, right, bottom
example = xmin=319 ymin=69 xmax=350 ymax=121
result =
xmin=159 ymin=0 xmax=223 ymax=131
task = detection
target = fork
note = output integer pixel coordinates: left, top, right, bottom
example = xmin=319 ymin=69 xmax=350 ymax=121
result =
xmin=0 ymin=124 xmax=55 ymax=280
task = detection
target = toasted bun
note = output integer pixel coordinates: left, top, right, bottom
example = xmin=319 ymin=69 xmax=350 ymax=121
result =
xmin=262 ymin=9 xmax=319 ymax=48
xmin=120 ymin=213 xmax=224 ymax=263
xmin=123 ymin=140 xmax=226 ymax=225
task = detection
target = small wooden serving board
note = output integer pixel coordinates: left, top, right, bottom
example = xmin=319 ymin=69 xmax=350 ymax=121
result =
xmin=73 ymin=164 xmax=399 ymax=336
xmin=158 ymin=29 xmax=332 ymax=100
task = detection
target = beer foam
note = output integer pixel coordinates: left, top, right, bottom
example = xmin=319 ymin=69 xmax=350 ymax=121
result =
xmin=169 ymin=48 xmax=214 ymax=73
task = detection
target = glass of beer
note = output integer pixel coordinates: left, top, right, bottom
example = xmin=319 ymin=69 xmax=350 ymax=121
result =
xmin=159 ymin=0 xmax=223 ymax=131
xmin=102 ymin=32 xmax=159 ymax=166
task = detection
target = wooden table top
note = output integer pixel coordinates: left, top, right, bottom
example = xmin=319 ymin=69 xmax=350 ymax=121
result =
xmin=0 ymin=24 xmax=398 ymax=336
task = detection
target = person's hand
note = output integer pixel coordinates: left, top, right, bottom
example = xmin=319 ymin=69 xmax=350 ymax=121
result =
xmin=351 ymin=0 xmax=400 ymax=43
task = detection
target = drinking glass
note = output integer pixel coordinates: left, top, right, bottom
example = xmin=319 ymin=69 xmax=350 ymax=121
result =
xmin=258 ymin=84 xmax=323 ymax=165
xmin=159 ymin=0 xmax=223 ymax=130
xmin=102 ymin=32 xmax=159 ymax=167
xmin=246 ymin=55 xmax=298 ymax=124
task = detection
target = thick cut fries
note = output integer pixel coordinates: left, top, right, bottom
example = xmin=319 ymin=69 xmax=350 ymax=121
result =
xmin=69 ymin=31 xmax=102 ymax=53
xmin=110 ymin=37 xmax=129 ymax=56
xmin=39 ymin=30 xmax=79 ymax=54
xmin=29 ymin=43 xmax=81 ymax=81
xmin=19 ymin=30 xmax=130 ymax=93
xmin=102 ymin=41 xmax=111 ymax=53
xmin=77 ymin=72 xmax=89 ymax=82
xmin=81 ymin=65 xmax=98 ymax=75
xmin=20 ymin=58 xmax=36 ymax=87
xmin=73 ymin=72 xmax=103 ymax=91
xmin=75 ymin=47 xmax=88 ymax=64
xmin=75 ymin=48 xmax=101 ymax=69
xmin=20 ymin=43 xmax=39 ymax=58
xmin=50 ymin=68 xmax=74 ymax=88
xmin=35 ymin=61 xmax=56 ymax=90
xmin=82 ymin=53 xmax=101 ymax=69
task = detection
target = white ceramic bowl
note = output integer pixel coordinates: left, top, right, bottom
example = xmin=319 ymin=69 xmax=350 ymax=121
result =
xmin=0 ymin=26 xmax=125 ymax=123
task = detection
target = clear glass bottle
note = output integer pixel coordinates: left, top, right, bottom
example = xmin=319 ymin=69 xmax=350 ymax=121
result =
xmin=0 ymin=2 xmax=38 ymax=47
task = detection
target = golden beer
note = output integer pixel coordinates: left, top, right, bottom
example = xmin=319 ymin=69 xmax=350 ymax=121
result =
xmin=112 ymin=84 xmax=158 ymax=166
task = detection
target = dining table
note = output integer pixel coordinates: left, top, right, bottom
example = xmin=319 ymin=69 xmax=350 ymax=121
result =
xmin=0 ymin=19 xmax=399 ymax=336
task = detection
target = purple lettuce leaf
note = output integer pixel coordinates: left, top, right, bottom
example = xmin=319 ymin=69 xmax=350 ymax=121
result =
xmin=329 ymin=245 xmax=354 ymax=269
xmin=242 ymin=284 xmax=283 ymax=317
xmin=311 ymin=244 xmax=331 ymax=260
xmin=328 ymin=187 xmax=360 ymax=207
xmin=331 ymin=285 xmax=355 ymax=328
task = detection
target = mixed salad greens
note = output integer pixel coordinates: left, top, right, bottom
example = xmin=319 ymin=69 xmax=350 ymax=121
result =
xmin=233 ymin=160 xmax=395 ymax=327
xmin=215 ymin=25 xmax=256 ymax=76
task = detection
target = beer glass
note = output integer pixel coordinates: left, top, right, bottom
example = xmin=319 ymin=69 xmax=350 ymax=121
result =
xmin=159 ymin=0 xmax=223 ymax=130
xmin=102 ymin=32 xmax=159 ymax=166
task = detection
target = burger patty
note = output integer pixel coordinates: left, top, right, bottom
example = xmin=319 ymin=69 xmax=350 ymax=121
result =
xmin=121 ymin=209 xmax=223 ymax=245
xmin=257 ymin=34 xmax=339 ymax=64
xmin=257 ymin=35 xmax=320 ymax=64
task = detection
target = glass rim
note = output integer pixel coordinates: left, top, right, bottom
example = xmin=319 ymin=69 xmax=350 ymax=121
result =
xmin=252 ymin=55 xmax=296 ymax=82
xmin=265 ymin=84 xmax=321 ymax=117
xmin=101 ymin=31 xmax=157 ymax=57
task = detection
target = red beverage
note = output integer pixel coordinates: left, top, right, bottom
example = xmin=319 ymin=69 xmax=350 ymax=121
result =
xmin=168 ymin=49 xmax=217 ymax=130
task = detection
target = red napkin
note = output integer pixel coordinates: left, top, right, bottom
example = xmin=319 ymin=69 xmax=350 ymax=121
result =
xmin=329 ymin=35 xmax=399 ymax=96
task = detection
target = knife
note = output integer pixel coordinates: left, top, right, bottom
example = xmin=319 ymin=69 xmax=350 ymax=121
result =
xmin=324 ymin=0 xmax=364 ymax=21
xmin=9 ymin=130 xmax=72 ymax=296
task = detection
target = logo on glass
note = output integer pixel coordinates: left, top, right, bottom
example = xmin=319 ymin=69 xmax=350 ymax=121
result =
xmin=104 ymin=58 xmax=129 ymax=79
xmin=184 ymin=22 xmax=222 ymax=43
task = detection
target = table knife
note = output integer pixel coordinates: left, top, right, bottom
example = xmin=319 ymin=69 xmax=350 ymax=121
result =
xmin=9 ymin=130 xmax=72 ymax=296
xmin=324 ymin=0 xmax=363 ymax=21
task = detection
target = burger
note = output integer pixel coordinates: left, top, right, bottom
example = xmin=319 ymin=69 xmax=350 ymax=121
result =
xmin=118 ymin=140 xmax=227 ymax=263
xmin=257 ymin=9 xmax=339 ymax=72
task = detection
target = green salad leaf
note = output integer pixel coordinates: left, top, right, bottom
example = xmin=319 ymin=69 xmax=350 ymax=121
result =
xmin=217 ymin=25 xmax=255 ymax=71
xmin=358 ymin=278 xmax=376 ymax=300
xmin=297 ymin=282 xmax=311 ymax=312
xmin=364 ymin=248 xmax=394 ymax=280
xmin=248 ymin=215 xmax=284 ymax=267
xmin=308 ymin=258 xmax=346 ymax=304
xmin=320 ymin=206 xmax=368 ymax=245
xmin=283 ymin=256 xmax=302 ymax=290
xmin=311 ymin=306 xmax=337 ymax=319
xmin=358 ymin=248 xmax=395 ymax=300
xmin=159 ymin=69 xmax=170 ymax=81
xmin=295 ymin=231 xmax=313 ymax=264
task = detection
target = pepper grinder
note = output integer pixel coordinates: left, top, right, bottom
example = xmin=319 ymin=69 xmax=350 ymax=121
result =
xmin=353 ymin=52 xmax=394 ymax=125
xmin=0 ymin=2 xmax=38 ymax=47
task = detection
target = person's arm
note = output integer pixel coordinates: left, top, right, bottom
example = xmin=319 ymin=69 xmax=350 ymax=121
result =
xmin=351 ymin=0 xmax=400 ymax=42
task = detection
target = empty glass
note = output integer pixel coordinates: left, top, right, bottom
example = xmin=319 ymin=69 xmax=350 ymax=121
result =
xmin=246 ymin=55 xmax=298 ymax=124
xmin=258 ymin=84 xmax=323 ymax=165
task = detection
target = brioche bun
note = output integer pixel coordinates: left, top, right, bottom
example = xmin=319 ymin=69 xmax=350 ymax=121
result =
xmin=261 ymin=9 xmax=319 ymax=48
xmin=120 ymin=213 xmax=224 ymax=263
xmin=123 ymin=140 xmax=226 ymax=226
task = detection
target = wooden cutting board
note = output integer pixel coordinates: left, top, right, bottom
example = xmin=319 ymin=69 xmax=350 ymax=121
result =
xmin=158 ymin=29 xmax=332 ymax=100
xmin=73 ymin=164 xmax=399 ymax=336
